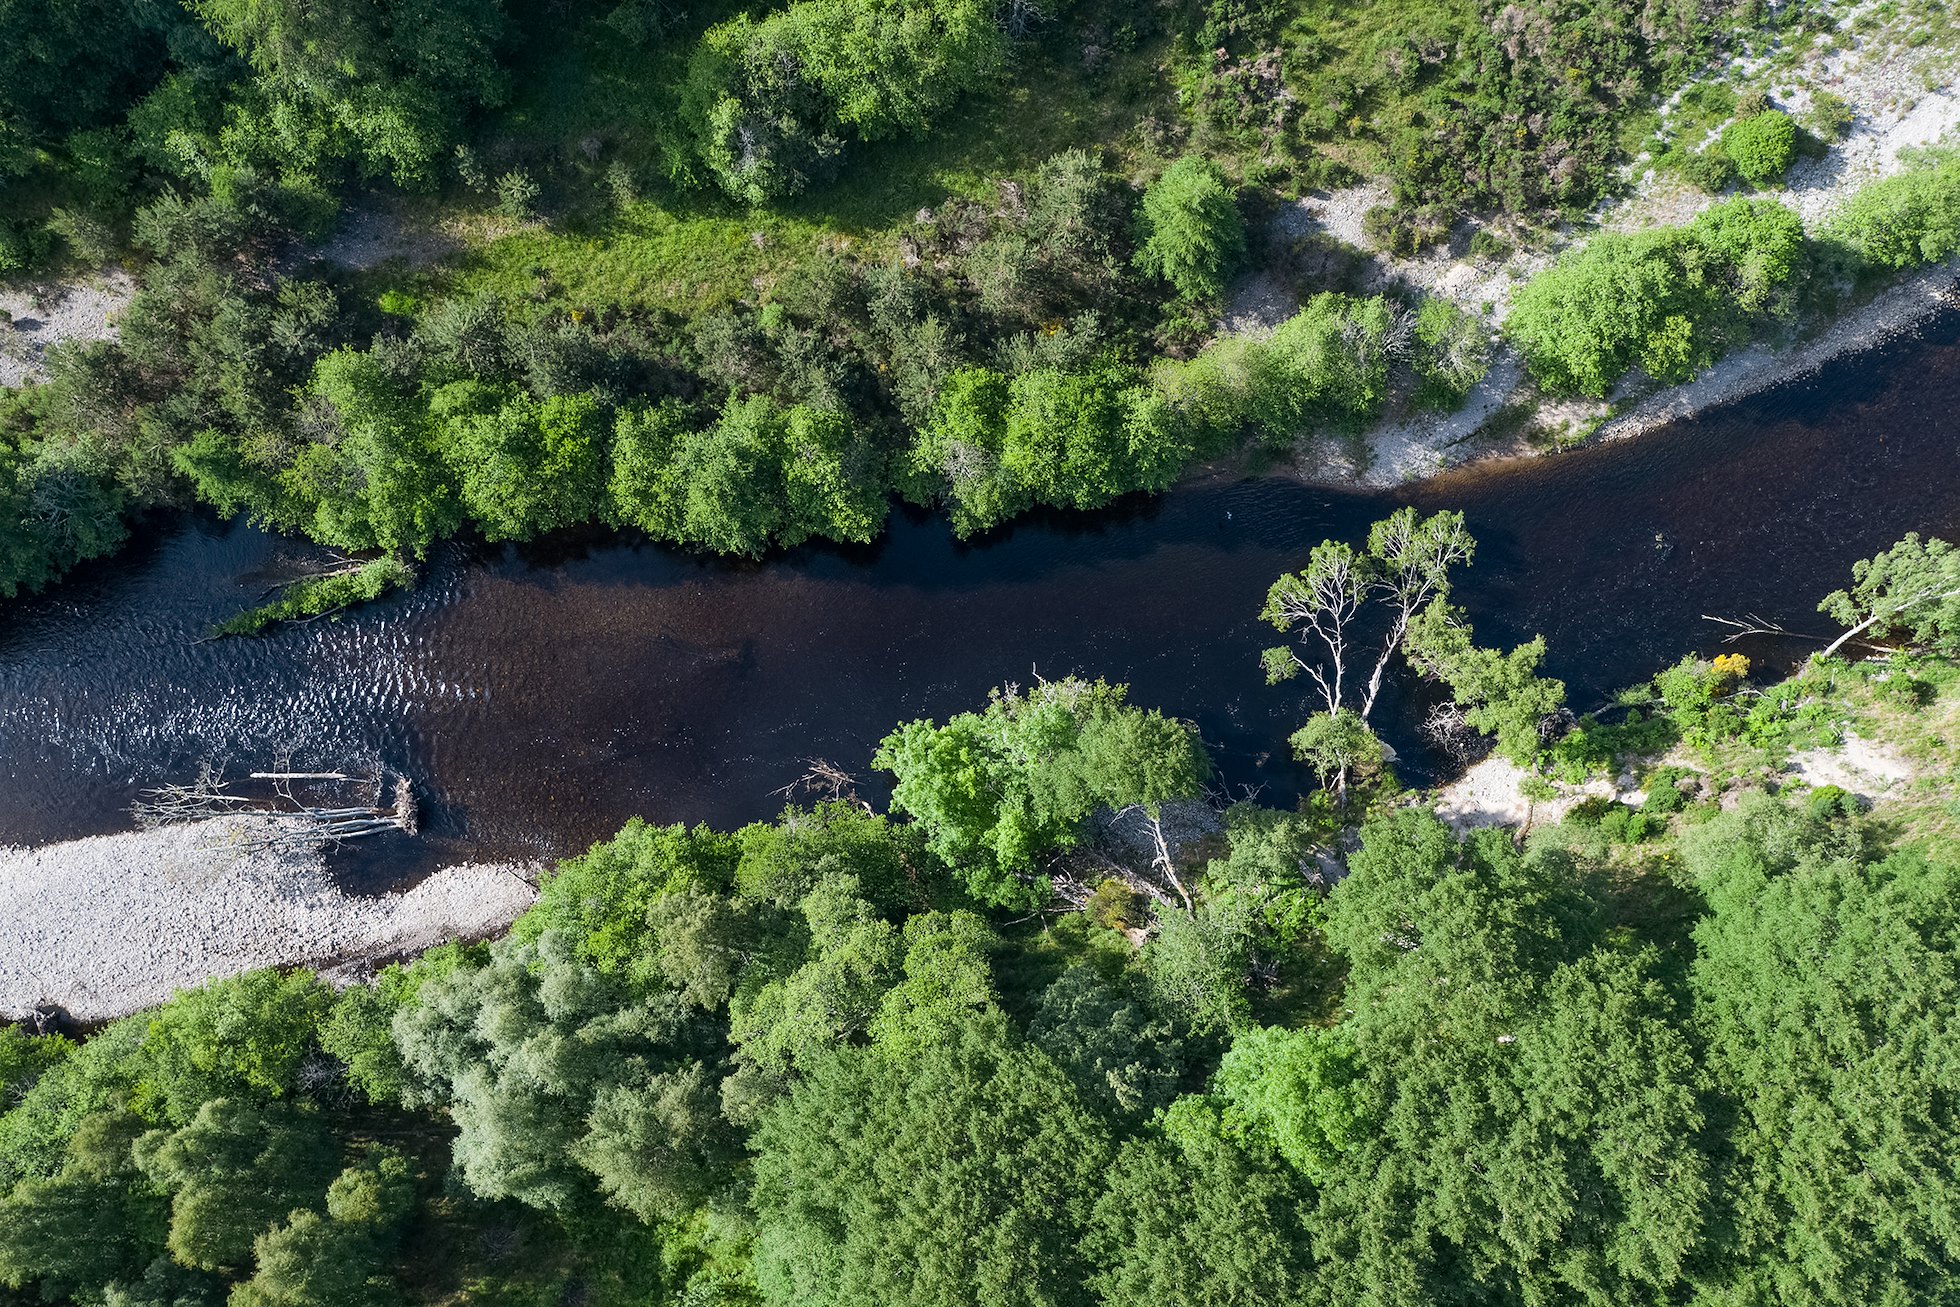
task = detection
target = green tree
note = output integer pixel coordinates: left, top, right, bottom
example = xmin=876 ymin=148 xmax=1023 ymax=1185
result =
xmin=571 ymin=1064 xmax=736 ymax=1224
xmin=228 ymin=1150 xmax=415 ymax=1307
xmin=1818 ymin=532 xmax=1960 ymax=658
xmin=1287 ymin=707 xmax=1386 ymax=798
xmin=1405 ymin=600 xmax=1568 ymax=764
xmin=1825 ymin=148 xmax=1960 ymax=270
xmin=674 ymin=397 xmax=790 ymax=557
xmin=875 ymin=678 xmax=1209 ymax=908
xmin=734 ymin=801 xmax=928 ymax=912
xmin=393 ymin=929 xmax=724 ymax=1214
xmin=1198 ymin=804 xmax=1325 ymax=956
xmin=1506 ymin=199 xmax=1806 ymax=395
xmin=510 ymin=818 xmax=739 ymax=985
xmin=0 ymin=1028 xmax=70 ymax=1107
xmin=999 ymin=365 xmax=1124 ymax=510
xmin=866 ymin=910 xmax=997 ymax=1058
xmin=1305 ymin=811 xmax=1708 ymax=1306
xmin=683 ymin=0 xmax=1003 ymax=202
xmin=1144 ymin=899 xmax=1256 ymax=1036
xmin=607 ymin=400 xmax=693 ymax=540
xmin=317 ymin=944 xmax=483 ymax=1106
xmin=782 ymin=404 xmax=887 ymax=545
xmin=132 ymin=1099 xmax=337 ymax=1272
xmin=1086 ymin=1123 xmax=1315 ymax=1307
xmin=0 ymin=1114 xmax=165 ymax=1297
xmin=189 ymin=0 xmax=508 ymax=185
xmin=287 ymin=349 xmax=461 ymax=556
xmin=728 ymin=875 xmax=900 ymax=1085
xmin=440 ymin=386 xmax=610 ymax=541
xmin=1684 ymin=797 xmax=1960 ymax=1306
xmin=909 ymin=367 xmax=1027 ymax=535
xmin=1027 ymin=965 xmax=1185 ymax=1120
xmin=0 ymin=0 xmax=186 ymax=152
xmin=749 ymin=1014 xmax=1110 ymax=1307
xmin=1206 ymin=1024 xmax=1370 ymax=1184
xmin=1135 ymin=156 xmax=1245 ymax=300
xmin=134 ymin=970 xmax=331 ymax=1123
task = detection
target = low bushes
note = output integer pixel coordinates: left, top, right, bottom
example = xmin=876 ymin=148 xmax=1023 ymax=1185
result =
xmin=1825 ymin=148 xmax=1960 ymax=271
xmin=1506 ymin=198 xmax=1807 ymax=396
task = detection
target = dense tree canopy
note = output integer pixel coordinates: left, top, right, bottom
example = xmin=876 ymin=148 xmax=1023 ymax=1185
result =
xmin=6 ymin=653 xmax=1960 ymax=1306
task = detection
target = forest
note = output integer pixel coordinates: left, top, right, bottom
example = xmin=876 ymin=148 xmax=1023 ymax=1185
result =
xmin=5 ymin=529 xmax=1960 ymax=1307
xmin=4 ymin=0 xmax=1959 ymax=612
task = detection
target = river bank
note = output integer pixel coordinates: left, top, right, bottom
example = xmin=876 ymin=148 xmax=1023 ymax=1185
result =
xmin=1327 ymin=257 xmax=1960 ymax=488
xmin=1233 ymin=0 xmax=1960 ymax=488
xmin=0 ymin=819 xmax=537 ymax=1022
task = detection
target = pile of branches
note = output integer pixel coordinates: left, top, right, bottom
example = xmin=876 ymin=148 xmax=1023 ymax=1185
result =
xmin=134 ymin=762 xmax=418 ymax=850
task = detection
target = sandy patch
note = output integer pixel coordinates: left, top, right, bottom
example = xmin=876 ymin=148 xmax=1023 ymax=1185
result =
xmin=1430 ymin=755 xmax=1645 ymax=834
xmin=0 ymin=270 xmax=136 ymax=388
xmin=0 ymin=820 xmax=539 ymax=1022
xmin=1790 ymin=730 xmax=1916 ymax=796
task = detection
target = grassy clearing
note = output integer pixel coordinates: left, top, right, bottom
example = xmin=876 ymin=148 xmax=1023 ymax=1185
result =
xmin=377 ymin=13 xmax=1176 ymax=319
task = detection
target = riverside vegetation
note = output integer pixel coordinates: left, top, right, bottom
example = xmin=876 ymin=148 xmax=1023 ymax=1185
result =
xmin=7 ymin=529 xmax=1960 ymax=1306
xmin=4 ymin=0 xmax=1960 ymax=620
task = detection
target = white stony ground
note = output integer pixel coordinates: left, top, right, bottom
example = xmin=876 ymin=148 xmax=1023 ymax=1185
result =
xmin=0 ymin=270 xmax=135 ymax=387
xmin=1791 ymin=730 xmax=1916 ymax=795
xmin=1430 ymin=755 xmax=1642 ymax=834
xmin=0 ymin=819 xmax=538 ymax=1022
xmin=1230 ymin=0 xmax=1960 ymax=488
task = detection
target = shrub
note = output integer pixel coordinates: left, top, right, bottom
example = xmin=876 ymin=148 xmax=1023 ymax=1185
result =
xmin=1641 ymin=765 xmax=1697 ymax=814
xmin=1680 ymin=147 xmax=1737 ymax=194
xmin=1411 ymin=298 xmax=1492 ymax=407
xmin=494 ymin=169 xmax=539 ymax=220
xmin=1469 ymin=228 xmax=1512 ymax=261
xmin=1804 ymin=784 xmax=1864 ymax=822
xmin=1804 ymin=90 xmax=1854 ymax=142
xmin=1826 ymin=149 xmax=1960 ymax=270
xmin=1362 ymin=203 xmax=1448 ymax=257
xmin=1722 ymin=110 xmax=1796 ymax=186
xmin=1135 ymin=156 xmax=1245 ymax=300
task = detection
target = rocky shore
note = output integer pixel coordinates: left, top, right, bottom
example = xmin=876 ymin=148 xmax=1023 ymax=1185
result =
xmin=0 ymin=819 xmax=538 ymax=1023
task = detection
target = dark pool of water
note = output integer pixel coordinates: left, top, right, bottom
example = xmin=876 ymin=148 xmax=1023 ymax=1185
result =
xmin=5 ymin=306 xmax=1959 ymax=889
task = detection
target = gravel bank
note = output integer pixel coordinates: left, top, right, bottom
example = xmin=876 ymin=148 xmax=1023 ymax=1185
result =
xmin=0 ymin=271 xmax=135 ymax=388
xmin=0 ymin=820 xmax=538 ymax=1022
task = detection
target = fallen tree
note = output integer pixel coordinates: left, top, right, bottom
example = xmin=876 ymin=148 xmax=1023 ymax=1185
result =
xmin=133 ymin=764 xmax=417 ymax=849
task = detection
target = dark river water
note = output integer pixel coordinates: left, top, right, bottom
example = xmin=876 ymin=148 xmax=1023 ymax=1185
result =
xmin=5 ymin=306 xmax=1959 ymax=889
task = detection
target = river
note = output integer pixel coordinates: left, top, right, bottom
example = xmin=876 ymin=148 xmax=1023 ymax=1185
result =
xmin=5 ymin=309 xmax=1959 ymax=889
